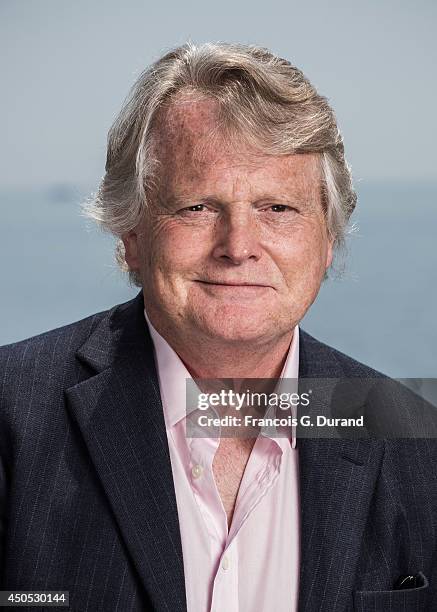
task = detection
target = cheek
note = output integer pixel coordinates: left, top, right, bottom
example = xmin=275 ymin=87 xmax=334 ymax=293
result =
xmin=276 ymin=226 xmax=329 ymax=285
xmin=142 ymin=220 xmax=210 ymax=276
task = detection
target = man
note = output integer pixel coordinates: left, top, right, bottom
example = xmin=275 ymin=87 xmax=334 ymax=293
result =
xmin=0 ymin=42 xmax=436 ymax=611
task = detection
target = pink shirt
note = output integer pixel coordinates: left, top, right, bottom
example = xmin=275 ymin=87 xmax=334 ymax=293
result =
xmin=145 ymin=311 xmax=300 ymax=612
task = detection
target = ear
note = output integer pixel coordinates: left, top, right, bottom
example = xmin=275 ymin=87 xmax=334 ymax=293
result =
xmin=121 ymin=230 xmax=141 ymax=272
xmin=325 ymin=239 xmax=334 ymax=270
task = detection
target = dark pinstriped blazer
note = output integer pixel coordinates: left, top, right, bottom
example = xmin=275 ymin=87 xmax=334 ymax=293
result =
xmin=1 ymin=291 xmax=436 ymax=611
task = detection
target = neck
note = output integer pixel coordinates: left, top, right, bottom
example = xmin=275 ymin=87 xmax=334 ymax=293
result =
xmin=179 ymin=337 xmax=293 ymax=379
xmin=148 ymin=317 xmax=294 ymax=379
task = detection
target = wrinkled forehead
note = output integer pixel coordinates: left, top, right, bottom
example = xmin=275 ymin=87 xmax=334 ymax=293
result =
xmin=151 ymin=94 xmax=321 ymax=198
xmin=153 ymin=94 xmax=233 ymax=165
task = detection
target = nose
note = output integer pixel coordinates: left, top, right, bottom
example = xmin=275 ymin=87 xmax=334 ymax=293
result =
xmin=212 ymin=208 xmax=262 ymax=265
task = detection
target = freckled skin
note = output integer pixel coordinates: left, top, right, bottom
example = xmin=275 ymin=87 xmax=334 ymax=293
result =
xmin=123 ymin=97 xmax=333 ymax=379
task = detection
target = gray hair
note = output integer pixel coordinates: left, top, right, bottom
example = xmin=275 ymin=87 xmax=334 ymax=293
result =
xmin=84 ymin=42 xmax=356 ymax=286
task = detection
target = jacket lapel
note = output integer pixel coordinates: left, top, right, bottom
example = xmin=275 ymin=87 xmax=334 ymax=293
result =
xmin=66 ymin=293 xmax=187 ymax=612
xmin=297 ymin=331 xmax=384 ymax=611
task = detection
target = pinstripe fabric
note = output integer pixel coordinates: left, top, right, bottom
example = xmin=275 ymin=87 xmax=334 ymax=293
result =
xmin=1 ymin=291 xmax=436 ymax=611
xmin=297 ymin=334 xmax=437 ymax=611
xmin=353 ymin=571 xmax=429 ymax=611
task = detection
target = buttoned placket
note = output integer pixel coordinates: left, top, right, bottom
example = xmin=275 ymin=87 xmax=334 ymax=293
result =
xmin=184 ymin=414 xmax=284 ymax=612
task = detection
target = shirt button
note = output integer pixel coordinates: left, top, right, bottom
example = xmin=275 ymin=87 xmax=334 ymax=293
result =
xmin=191 ymin=464 xmax=203 ymax=479
xmin=222 ymin=555 xmax=230 ymax=570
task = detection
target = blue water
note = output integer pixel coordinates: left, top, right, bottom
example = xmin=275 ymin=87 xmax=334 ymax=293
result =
xmin=1 ymin=181 xmax=436 ymax=377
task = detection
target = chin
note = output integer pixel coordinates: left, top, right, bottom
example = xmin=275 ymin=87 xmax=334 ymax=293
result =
xmin=191 ymin=305 xmax=282 ymax=344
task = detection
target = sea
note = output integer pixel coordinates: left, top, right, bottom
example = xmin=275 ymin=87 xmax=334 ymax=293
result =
xmin=1 ymin=181 xmax=436 ymax=378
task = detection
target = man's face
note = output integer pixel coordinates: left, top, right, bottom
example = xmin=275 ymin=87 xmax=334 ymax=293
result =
xmin=123 ymin=98 xmax=333 ymax=347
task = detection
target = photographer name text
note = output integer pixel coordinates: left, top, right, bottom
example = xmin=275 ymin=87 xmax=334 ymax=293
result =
xmin=196 ymin=414 xmax=364 ymax=428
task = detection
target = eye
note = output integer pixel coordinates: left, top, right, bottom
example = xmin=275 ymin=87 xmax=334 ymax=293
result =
xmin=185 ymin=204 xmax=205 ymax=212
xmin=264 ymin=204 xmax=296 ymax=213
xmin=178 ymin=204 xmax=209 ymax=214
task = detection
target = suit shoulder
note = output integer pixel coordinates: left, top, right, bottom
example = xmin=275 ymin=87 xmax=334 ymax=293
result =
xmin=0 ymin=308 xmax=109 ymax=366
xmin=299 ymin=328 xmax=387 ymax=378
xmin=0 ymin=293 xmax=142 ymax=382
xmin=300 ymin=330 xmax=437 ymax=442
xmin=0 ymin=294 xmax=142 ymax=441
xmin=0 ymin=302 xmax=129 ymax=430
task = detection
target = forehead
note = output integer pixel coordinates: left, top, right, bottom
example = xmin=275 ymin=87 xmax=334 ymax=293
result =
xmin=153 ymin=96 xmax=321 ymax=200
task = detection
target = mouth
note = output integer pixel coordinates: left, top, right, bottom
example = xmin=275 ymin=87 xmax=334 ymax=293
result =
xmin=196 ymin=280 xmax=271 ymax=288
xmin=195 ymin=280 xmax=273 ymax=297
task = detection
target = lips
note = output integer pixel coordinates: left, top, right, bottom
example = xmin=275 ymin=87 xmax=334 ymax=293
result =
xmin=195 ymin=280 xmax=273 ymax=299
xmin=197 ymin=280 xmax=270 ymax=288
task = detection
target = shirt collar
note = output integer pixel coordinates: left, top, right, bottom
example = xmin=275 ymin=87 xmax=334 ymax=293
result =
xmin=144 ymin=309 xmax=299 ymax=446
